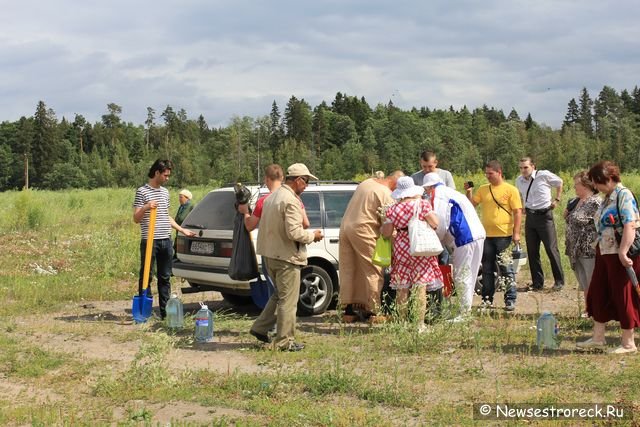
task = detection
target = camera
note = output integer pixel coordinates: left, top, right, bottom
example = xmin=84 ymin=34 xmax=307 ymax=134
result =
xmin=465 ymin=181 xmax=474 ymax=188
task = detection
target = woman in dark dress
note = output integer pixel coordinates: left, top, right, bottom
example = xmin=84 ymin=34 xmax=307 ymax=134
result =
xmin=577 ymin=161 xmax=640 ymax=354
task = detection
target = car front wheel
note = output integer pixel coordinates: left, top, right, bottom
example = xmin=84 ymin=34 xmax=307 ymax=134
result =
xmin=298 ymin=265 xmax=334 ymax=316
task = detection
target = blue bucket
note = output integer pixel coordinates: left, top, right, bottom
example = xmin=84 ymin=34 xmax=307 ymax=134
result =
xmin=250 ymin=277 xmax=274 ymax=309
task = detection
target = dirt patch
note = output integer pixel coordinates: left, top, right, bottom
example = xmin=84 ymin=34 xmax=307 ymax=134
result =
xmin=5 ymin=283 xmax=583 ymax=424
xmin=112 ymin=400 xmax=255 ymax=425
xmin=16 ymin=295 xmax=267 ymax=375
xmin=0 ymin=374 xmax=65 ymax=405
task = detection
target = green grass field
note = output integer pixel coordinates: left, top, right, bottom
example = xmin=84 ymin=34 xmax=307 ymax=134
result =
xmin=1 ymin=178 xmax=640 ymax=426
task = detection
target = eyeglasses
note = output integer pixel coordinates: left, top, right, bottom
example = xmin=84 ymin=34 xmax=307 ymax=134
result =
xmin=298 ymin=176 xmax=309 ymax=184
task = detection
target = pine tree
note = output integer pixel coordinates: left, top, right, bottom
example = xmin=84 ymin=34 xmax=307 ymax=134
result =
xmin=578 ymin=87 xmax=594 ymax=136
xmin=564 ymin=99 xmax=579 ymax=125
xmin=524 ymin=113 xmax=535 ymax=130
xmin=284 ymin=96 xmax=312 ymax=143
xmin=31 ymin=101 xmax=58 ymax=187
xmin=145 ymin=107 xmax=155 ymax=149
xmin=269 ymin=101 xmax=284 ymax=152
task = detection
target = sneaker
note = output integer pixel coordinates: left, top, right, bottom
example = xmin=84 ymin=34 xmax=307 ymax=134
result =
xmin=576 ymin=338 xmax=606 ymax=350
xmin=417 ymin=324 xmax=430 ymax=334
xmin=480 ymin=300 xmax=495 ymax=309
xmin=609 ymin=346 xmax=637 ymax=354
xmin=552 ymin=282 xmax=564 ymax=292
xmin=249 ymin=329 xmax=272 ymax=344
xmin=281 ymin=342 xmax=305 ymax=352
xmin=447 ymin=315 xmax=470 ymax=323
xmin=504 ymin=301 xmax=516 ymax=312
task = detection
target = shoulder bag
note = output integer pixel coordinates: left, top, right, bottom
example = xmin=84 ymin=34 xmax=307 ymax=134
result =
xmin=614 ymin=188 xmax=640 ymax=258
xmin=489 ymin=185 xmax=511 ymax=216
xmin=408 ymin=200 xmax=443 ymax=257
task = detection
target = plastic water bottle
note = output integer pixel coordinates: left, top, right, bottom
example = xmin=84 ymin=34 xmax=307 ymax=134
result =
xmin=537 ymin=312 xmax=559 ymax=349
xmin=194 ymin=303 xmax=214 ymax=343
xmin=165 ymin=293 xmax=184 ymax=329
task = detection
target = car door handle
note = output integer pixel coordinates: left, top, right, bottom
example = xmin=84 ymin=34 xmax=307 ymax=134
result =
xmin=329 ymin=239 xmax=339 ymax=243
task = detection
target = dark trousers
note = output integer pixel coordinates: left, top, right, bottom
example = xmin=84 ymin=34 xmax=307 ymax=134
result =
xmin=426 ymin=288 xmax=443 ymax=323
xmin=138 ymin=238 xmax=173 ymax=317
xmin=525 ymin=211 xmax=564 ymax=288
xmin=482 ymin=237 xmax=517 ymax=303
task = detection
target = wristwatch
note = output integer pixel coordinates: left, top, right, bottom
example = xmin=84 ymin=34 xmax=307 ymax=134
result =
xmin=554 ymin=197 xmax=561 ymax=202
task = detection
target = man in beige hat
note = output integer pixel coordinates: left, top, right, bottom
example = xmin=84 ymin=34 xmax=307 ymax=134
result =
xmin=250 ymin=163 xmax=323 ymax=351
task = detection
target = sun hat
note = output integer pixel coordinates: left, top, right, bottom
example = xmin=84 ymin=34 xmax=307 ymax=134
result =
xmin=179 ymin=189 xmax=193 ymax=199
xmin=422 ymin=172 xmax=444 ymax=187
xmin=287 ymin=163 xmax=319 ymax=181
xmin=391 ymin=176 xmax=425 ymax=200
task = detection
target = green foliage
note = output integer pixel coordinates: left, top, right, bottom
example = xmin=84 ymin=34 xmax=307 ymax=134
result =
xmin=42 ymin=163 xmax=88 ymax=189
xmin=3 ymin=87 xmax=640 ymax=192
xmin=10 ymin=189 xmax=45 ymax=230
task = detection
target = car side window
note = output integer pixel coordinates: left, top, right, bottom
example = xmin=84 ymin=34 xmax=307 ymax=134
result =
xmin=300 ymin=192 xmax=322 ymax=229
xmin=322 ymin=191 xmax=354 ymax=228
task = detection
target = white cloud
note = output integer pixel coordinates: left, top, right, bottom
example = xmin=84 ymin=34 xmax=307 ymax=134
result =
xmin=0 ymin=0 xmax=639 ymax=128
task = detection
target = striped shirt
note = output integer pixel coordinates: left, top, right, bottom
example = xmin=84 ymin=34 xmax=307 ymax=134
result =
xmin=133 ymin=184 xmax=172 ymax=240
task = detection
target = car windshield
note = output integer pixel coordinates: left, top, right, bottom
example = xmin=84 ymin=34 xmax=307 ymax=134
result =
xmin=182 ymin=191 xmax=236 ymax=230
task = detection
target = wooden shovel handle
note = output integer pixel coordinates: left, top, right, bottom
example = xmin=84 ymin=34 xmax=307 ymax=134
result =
xmin=141 ymin=207 xmax=157 ymax=292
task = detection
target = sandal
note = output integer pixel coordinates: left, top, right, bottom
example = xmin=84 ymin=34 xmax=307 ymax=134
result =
xmin=576 ymin=338 xmax=606 ymax=350
xmin=609 ymin=346 xmax=637 ymax=354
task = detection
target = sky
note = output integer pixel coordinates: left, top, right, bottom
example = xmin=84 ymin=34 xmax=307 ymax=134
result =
xmin=1 ymin=0 xmax=639 ymax=129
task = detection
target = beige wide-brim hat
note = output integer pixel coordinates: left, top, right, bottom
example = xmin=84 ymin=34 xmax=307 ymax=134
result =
xmin=287 ymin=163 xmax=319 ymax=181
xmin=422 ymin=172 xmax=444 ymax=187
xmin=179 ymin=189 xmax=193 ymax=199
xmin=391 ymin=176 xmax=424 ymax=200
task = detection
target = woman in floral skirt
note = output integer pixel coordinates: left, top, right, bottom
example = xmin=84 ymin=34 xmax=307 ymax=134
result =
xmin=382 ymin=177 xmax=444 ymax=331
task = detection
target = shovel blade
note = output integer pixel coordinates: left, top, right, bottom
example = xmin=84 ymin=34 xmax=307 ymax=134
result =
xmin=132 ymin=289 xmax=153 ymax=323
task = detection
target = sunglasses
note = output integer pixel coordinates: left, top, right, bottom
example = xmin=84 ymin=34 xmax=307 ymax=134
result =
xmin=298 ymin=176 xmax=309 ymax=184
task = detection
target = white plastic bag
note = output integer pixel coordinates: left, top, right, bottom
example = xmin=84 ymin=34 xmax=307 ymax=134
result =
xmin=408 ymin=200 xmax=443 ymax=257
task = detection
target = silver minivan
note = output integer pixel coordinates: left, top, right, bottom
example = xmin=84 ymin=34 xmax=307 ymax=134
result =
xmin=173 ymin=183 xmax=357 ymax=316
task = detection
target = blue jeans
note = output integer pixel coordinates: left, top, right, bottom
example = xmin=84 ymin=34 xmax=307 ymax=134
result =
xmin=482 ymin=237 xmax=516 ymax=304
xmin=138 ymin=238 xmax=173 ymax=318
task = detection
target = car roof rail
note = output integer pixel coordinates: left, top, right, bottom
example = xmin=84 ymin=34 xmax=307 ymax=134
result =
xmin=220 ymin=180 xmax=358 ymax=188
xmin=220 ymin=181 xmax=263 ymax=188
xmin=308 ymin=180 xmax=359 ymax=185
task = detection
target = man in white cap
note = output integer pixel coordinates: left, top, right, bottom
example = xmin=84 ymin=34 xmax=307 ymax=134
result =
xmin=250 ymin=163 xmax=323 ymax=351
xmin=423 ymin=172 xmax=485 ymax=320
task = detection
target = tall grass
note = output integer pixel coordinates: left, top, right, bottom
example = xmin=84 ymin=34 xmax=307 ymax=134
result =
xmin=0 ymin=186 xmax=211 ymax=317
xmin=4 ymin=182 xmax=640 ymax=425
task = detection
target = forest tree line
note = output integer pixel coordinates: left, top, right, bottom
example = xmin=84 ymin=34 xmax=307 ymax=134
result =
xmin=0 ymin=85 xmax=639 ymax=191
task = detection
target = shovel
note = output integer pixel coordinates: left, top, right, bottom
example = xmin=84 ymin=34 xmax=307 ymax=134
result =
xmin=132 ymin=207 xmax=157 ymax=323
